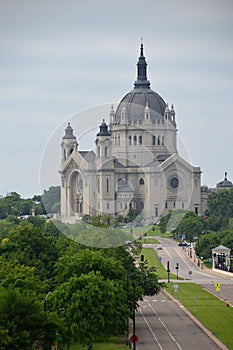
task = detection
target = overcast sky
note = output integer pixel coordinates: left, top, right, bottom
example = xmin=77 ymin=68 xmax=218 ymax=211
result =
xmin=1 ymin=0 xmax=233 ymax=198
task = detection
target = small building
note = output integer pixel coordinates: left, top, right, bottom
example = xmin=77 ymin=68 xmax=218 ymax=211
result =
xmin=212 ymin=245 xmax=231 ymax=271
xmin=200 ymin=172 xmax=233 ymax=214
xmin=216 ymin=172 xmax=233 ymax=190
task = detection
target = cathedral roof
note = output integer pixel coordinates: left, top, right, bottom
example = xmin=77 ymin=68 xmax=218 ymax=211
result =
xmin=79 ymin=151 xmax=95 ymax=162
xmin=115 ymin=41 xmax=166 ymax=122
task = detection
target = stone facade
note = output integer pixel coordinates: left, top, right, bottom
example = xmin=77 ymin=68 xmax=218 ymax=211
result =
xmin=60 ymin=43 xmax=202 ymax=225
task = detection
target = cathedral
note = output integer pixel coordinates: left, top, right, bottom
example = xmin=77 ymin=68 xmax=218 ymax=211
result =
xmin=60 ymin=42 xmax=202 ymax=225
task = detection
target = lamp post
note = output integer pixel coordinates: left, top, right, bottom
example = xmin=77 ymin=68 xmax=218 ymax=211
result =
xmin=132 ymin=282 xmax=139 ymax=350
xmin=167 ymin=261 xmax=170 ymax=283
xmin=44 ymin=291 xmax=51 ymax=313
xmin=125 ymin=260 xmax=139 ymax=349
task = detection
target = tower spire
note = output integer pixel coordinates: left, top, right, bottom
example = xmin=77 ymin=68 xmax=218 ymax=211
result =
xmin=134 ymin=38 xmax=150 ymax=89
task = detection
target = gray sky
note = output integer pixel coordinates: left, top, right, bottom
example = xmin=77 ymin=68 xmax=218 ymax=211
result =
xmin=1 ymin=0 xmax=233 ymax=198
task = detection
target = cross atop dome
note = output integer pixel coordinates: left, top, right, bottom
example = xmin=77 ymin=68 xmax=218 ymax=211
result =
xmin=134 ymin=39 xmax=150 ymax=89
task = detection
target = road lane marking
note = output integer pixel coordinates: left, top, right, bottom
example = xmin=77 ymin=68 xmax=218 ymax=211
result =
xmin=146 ymin=301 xmax=183 ymax=350
xmin=173 ymin=248 xmax=194 ymax=270
xmin=138 ymin=308 xmax=163 ymax=350
xmin=163 ymin=247 xmax=172 ymax=259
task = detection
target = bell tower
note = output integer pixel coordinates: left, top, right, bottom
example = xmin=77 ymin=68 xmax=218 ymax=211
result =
xmin=61 ymin=123 xmax=78 ymax=164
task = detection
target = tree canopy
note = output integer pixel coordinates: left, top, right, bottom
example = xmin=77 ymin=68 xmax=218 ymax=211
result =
xmin=0 ymin=214 xmax=162 ymax=349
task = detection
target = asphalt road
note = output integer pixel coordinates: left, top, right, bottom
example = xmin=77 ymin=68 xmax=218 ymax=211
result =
xmin=145 ymin=237 xmax=233 ymax=288
xmin=134 ymin=293 xmax=220 ymax=350
xmin=131 ymin=237 xmax=233 ymax=349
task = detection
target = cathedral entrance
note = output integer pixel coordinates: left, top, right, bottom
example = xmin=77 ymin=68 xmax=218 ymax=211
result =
xmin=69 ymin=171 xmax=83 ymax=216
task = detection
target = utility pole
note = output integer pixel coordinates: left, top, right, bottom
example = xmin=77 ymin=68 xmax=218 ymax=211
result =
xmin=176 ymin=262 xmax=179 ymax=279
xmin=167 ymin=261 xmax=170 ymax=283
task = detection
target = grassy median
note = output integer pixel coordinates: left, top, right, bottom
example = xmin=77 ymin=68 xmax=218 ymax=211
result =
xmin=68 ymin=343 xmax=127 ymax=350
xmin=141 ymin=247 xmax=178 ymax=279
xmin=166 ymin=283 xmax=233 ymax=349
xmin=64 ymin=336 xmax=127 ymax=349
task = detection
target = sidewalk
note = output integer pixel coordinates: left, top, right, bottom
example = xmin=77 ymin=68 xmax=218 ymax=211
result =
xmin=180 ymin=245 xmax=233 ymax=306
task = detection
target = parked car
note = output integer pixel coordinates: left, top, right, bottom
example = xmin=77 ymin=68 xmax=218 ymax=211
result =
xmin=178 ymin=241 xmax=189 ymax=247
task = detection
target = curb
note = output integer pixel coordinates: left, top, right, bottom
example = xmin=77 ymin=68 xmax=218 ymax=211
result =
xmin=163 ymin=288 xmax=229 ymax=350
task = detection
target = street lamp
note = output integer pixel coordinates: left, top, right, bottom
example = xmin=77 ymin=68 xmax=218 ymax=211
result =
xmin=44 ymin=291 xmax=51 ymax=313
xmin=132 ymin=282 xmax=141 ymax=350
xmin=125 ymin=267 xmax=140 ymax=348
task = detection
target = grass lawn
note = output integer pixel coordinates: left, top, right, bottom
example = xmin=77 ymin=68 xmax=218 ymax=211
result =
xmin=144 ymin=225 xmax=161 ymax=236
xmin=145 ymin=225 xmax=173 ymax=238
xmin=141 ymin=247 xmax=178 ymax=280
xmin=166 ymin=283 xmax=233 ymax=349
xmin=67 ymin=343 xmax=127 ymax=350
xmin=142 ymin=237 xmax=160 ymax=244
xmin=65 ymin=337 xmax=127 ymax=349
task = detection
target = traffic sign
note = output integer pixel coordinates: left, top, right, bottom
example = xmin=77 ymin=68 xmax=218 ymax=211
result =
xmin=130 ymin=335 xmax=139 ymax=342
xmin=215 ymin=282 xmax=221 ymax=292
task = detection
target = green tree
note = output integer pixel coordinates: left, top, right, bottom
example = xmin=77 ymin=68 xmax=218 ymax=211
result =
xmin=1 ymin=223 xmax=58 ymax=281
xmin=0 ymin=257 xmax=59 ymax=350
xmin=41 ymin=186 xmax=60 ymax=214
xmin=0 ymin=192 xmax=43 ymax=219
xmin=159 ymin=211 xmax=172 ymax=233
xmin=205 ymin=215 xmax=223 ymax=232
xmin=0 ymin=257 xmax=46 ymax=294
xmin=50 ymin=271 xmax=129 ymax=350
xmin=207 ymin=188 xmax=233 ymax=228
xmin=219 ymin=229 xmax=233 ymax=251
xmin=176 ymin=211 xmax=205 ymax=241
xmin=195 ymin=231 xmax=220 ymax=258
xmin=0 ymin=288 xmax=59 ymax=350
xmin=55 ymin=249 xmax=126 ymax=285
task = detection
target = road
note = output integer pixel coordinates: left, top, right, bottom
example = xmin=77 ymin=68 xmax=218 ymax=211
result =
xmin=145 ymin=237 xmax=233 ymax=288
xmin=134 ymin=293 xmax=220 ymax=350
xmin=132 ymin=237 xmax=233 ymax=349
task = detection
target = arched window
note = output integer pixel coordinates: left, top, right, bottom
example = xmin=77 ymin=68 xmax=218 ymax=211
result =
xmin=152 ymin=135 xmax=156 ymax=145
xmin=106 ymin=178 xmax=109 ymax=193
xmin=97 ymin=177 xmax=100 ymax=193
xmin=139 ymin=178 xmax=145 ymax=185
xmin=129 ymin=136 xmax=132 ymax=145
xmin=162 ymin=136 xmax=165 ymax=145
xmin=139 ymin=135 xmax=142 ymax=145
xmin=105 ymin=146 xmax=108 ymax=157
xmin=134 ymin=135 xmax=137 ymax=145
xmin=158 ymin=136 xmax=161 ymax=145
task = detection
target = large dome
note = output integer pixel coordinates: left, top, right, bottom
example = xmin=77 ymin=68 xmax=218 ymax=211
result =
xmin=115 ymin=43 xmax=166 ymax=122
xmin=115 ymin=87 xmax=166 ymax=122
